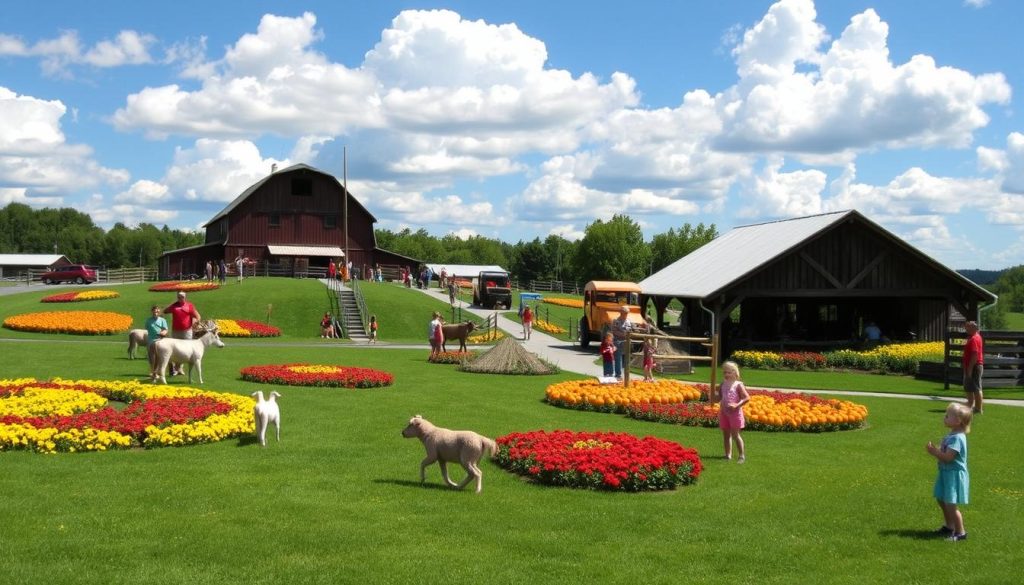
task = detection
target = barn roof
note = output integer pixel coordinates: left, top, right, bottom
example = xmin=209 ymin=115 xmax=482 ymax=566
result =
xmin=0 ymin=254 xmax=70 ymax=267
xmin=639 ymin=210 xmax=995 ymax=303
xmin=203 ymin=163 xmax=377 ymax=227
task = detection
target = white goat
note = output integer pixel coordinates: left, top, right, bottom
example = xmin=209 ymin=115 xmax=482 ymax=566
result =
xmin=251 ymin=391 xmax=281 ymax=447
xmin=401 ymin=415 xmax=497 ymax=493
xmin=151 ymin=321 xmax=225 ymax=384
xmin=127 ymin=329 xmax=148 ymax=359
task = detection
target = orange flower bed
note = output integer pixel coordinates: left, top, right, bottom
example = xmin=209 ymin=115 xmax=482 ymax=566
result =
xmin=542 ymin=297 xmax=584 ymax=309
xmin=149 ymin=281 xmax=220 ymax=292
xmin=41 ymin=290 xmax=120 ymax=303
xmin=3 ymin=311 xmax=133 ymax=335
xmin=545 ymin=379 xmax=702 ymax=413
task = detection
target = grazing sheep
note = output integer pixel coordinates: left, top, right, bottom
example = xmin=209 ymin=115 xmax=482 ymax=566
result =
xmin=127 ymin=329 xmax=148 ymax=359
xmin=440 ymin=321 xmax=477 ymax=352
xmin=151 ymin=321 xmax=225 ymax=384
xmin=251 ymin=391 xmax=281 ymax=447
xmin=400 ymin=415 xmax=496 ymax=493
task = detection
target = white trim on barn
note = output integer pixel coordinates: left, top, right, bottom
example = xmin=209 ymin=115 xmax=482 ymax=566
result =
xmin=266 ymin=245 xmax=345 ymax=258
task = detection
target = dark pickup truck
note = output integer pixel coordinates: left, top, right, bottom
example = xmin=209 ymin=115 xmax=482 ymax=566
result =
xmin=472 ymin=271 xmax=512 ymax=309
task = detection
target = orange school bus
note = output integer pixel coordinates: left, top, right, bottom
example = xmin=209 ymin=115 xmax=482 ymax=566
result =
xmin=578 ymin=281 xmax=645 ymax=348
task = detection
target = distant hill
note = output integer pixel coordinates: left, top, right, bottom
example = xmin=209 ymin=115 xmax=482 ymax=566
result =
xmin=958 ymin=269 xmax=1005 ymax=285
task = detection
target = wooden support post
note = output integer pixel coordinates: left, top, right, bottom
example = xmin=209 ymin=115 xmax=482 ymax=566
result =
xmin=710 ymin=333 xmax=720 ymax=393
xmin=624 ymin=331 xmax=632 ymax=387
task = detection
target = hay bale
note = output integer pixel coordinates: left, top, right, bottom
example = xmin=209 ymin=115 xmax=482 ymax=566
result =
xmin=460 ymin=337 xmax=558 ymax=375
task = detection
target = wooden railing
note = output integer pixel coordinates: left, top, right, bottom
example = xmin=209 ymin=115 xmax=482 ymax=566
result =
xmin=940 ymin=329 xmax=1024 ymax=388
xmin=626 ymin=330 xmax=719 ymax=389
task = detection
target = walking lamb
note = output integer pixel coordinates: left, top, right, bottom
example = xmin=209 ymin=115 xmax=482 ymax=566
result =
xmin=400 ymin=415 xmax=496 ymax=493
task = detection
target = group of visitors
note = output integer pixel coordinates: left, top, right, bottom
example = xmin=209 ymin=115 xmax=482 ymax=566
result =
xmin=203 ymin=259 xmax=229 ymax=284
xmin=142 ymin=290 xmax=201 ymax=380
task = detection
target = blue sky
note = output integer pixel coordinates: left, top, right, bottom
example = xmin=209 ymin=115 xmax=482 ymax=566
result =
xmin=2 ymin=0 xmax=1023 ymax=270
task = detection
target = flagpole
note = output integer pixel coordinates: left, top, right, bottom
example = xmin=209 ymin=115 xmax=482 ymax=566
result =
xmin=343 ymin=146 xmax=349 ymax=277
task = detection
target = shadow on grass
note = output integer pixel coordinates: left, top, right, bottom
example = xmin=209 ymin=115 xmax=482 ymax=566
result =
xmin=372 ymin=478 xmax=459 ymax=491
xmin=879 ymin=528 xmax=944 ymax=541
xmin=236 ymin=435 xmax=261 ymax=447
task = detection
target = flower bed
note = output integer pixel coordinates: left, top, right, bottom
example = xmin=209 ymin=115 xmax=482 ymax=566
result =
xmin=41 ymin=290 xmax=120 ymax=303
xmin=429 ymin=351 xmax=476 ymax=364
xmin=215 ymin=319 xmax=282 ymax=337
xmin=467 ymin=330 xmax=505 ymax=344
xmin=731 ymin=341 xmax=944 ymax=375
xmin=2 ymin=311 xmax=133 ymax=335
xmin=148 ymin=281 xmax=220 ymax=292
xmin=240 ymin=364 xmax=394 ymax=388
xmin=496 ymin=430 xmax=702 ymax=491
xmin=545 ymin=379 xmax=702 ymax=413
xmin=534 ymin=319 xmax=567 ymax=334
xmin=626 ymin=385 xmax=868 ymax=432
xmin=542 ymin=297 xmax=584 ymax=309
xmin=0 ymin=378 xmax=254 ymax=453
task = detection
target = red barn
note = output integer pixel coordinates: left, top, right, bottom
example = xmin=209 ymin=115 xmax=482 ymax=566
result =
xmin=159 ymin=164 xmax=417 ymax=279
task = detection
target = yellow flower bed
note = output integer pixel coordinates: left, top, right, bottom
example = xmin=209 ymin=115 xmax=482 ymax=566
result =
xmin=543 ymin=297 xmax=584 ymax=309
xmin=739 ymin=392 xmax=869 ymax=430
xmin=468 ymin=330 xmax=506 ymax=344
xmin=0 ymin=378 xmax=254 ymax=453
xmin=534 ymin=319 xmax=567 ymax=334
xmin=2 ymin=310 xmax=133 ymax=335
xmin=545 ymin=378 xmax=702 ymax=413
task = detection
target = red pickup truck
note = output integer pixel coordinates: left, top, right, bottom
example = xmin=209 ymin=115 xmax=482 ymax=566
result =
xmin=40 ymin=264 xmax=98 ymax=284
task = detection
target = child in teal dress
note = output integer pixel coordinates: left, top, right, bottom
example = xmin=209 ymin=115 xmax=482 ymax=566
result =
xmin=926 ymin=402 xmax=972 ymax=542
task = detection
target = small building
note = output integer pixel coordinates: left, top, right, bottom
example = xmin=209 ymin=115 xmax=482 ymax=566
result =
xmin=159 ymin=164 xmax=418 ymax=278
xmin=0 ymin=254 xmax=72 ymax=279
xmin=639 ymin=210 xmax=996 ymax=356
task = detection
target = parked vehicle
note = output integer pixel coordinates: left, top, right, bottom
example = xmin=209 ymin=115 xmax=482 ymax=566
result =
xmin=578 ymin=281 xmax=644 ymax=348
xmin=40 ymin=264 xmax=97 ymax=285
xmin=472 ymin=271 xmax=512 ymax=309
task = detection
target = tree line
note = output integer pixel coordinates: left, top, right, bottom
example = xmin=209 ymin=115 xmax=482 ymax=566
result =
xmin=0 ymin=203 xmax=204 ymax=268
xmin=375 ymin=214 xmax=718 ymax=284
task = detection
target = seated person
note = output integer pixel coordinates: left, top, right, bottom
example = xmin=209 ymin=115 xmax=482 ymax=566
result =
xmin=321 ymin=313 xmax=335 ymax=338
xmin=864 ymin=321 xmax=884 ymax=343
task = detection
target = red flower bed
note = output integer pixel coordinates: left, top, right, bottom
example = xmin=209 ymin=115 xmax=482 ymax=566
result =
xmin=148 ymin=281 xmax=220 ymax=292
xmin=496 ymin=430 xmax=702 ymax=491
xmin=3 ymin=395 xmax=231 ymax=435
xmin=235 ymin=320 xmax=280 ymax=337
xmin=240 ymin=364 xmax=394 ymax=388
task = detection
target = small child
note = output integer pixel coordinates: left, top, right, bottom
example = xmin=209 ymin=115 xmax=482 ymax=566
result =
xmin=599 ymin=333 xmax=616 ymax=377
xmin=926 ymin=402 xmax=972 ymax=542
xmin=321 ymin=313 xmax=335 ymax=338
xmin=713 ymin=361 xmax=750 ymax=463
xmin=144 ymin=305 xmax=168 ymax=382
xmin=369 ymin=315 xmax=378 ymax=344
xmin=642 ymin=337 xmax=657 ymax=381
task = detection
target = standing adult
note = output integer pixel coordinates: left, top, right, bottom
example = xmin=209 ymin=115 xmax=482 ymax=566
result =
xmin=218 ymin=258 xmax=228 ymax=284
xmin=522 ymin=305 xmax=534 ymax=340
xmin=962 ymin=321 xmax=984 ymax=414
xmin=235 ymin=254 xmax=245 ymax=283
xmin=428 ymin=311 xmax=445 ymax=360
xmin=447 ymin=279 xmax=457 ymax=305
xmin=205 ymin=260 xmax=213 ymax=282
xmin=328 ymin=259 xmax=337 ymax=281
xmin=609 ymin=305 xmax=644 ymax=380
xmin=164 ymin=291 xmax=201 ymax=376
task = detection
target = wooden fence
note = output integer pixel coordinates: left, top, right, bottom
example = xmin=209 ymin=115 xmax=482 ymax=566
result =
xmin=625 ymin=330 xmax=719 ymax=389
xmin=923 ymin=329 xmax=1024 ymax=388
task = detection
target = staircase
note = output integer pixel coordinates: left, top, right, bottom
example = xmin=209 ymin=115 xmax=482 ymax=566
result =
xmin=337 ymin=289 xmax=367 ymax=341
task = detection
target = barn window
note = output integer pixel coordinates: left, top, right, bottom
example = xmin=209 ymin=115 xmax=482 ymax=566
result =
xmin=818 ymin=304 xmax=838 ymax=322
xmin=323 ymin=214 xmax=338 ymax=229
xmin=291 ymin=177 xmax=313 ymax=196
xmin=268 ymin=213 xmax=280 ymax=227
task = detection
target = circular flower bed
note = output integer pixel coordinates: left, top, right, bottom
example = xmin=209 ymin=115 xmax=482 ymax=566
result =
xmin=545 ymin=379 xmax=702 ymax=413
xmin=496 ymin=430 xmax=702 ymax=491
xmin=240 ymin=364 xmax=394 ymax=388
xmin=215 ymin=319 xmax=281 ymax=337
xmin=3 ymin=311 xmax=133 ymax=335
xmin=428 ymin=351 xmax=476 ymax=364
xmin=149 ymin=281 xmax=220 ymax=293
xmin=41 ymin=290 xmax=120 ymax=303
xmin=0 ymin=378 xmax=254 ymax=453
xmin=626 ymin=387 xmax=868 ymax=432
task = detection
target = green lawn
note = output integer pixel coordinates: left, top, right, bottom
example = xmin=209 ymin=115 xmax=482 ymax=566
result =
xmin=1003 ymin=311 xmax=1024 ymax=330
xmin=0 ymin=280 xmax=1022 ymax=583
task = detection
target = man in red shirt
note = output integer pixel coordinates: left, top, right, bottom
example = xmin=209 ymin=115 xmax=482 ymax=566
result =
xmin=961 ymin=320 xmax=984 ymax=414
xmin=164 ymin=291 xmax=201 ymax=376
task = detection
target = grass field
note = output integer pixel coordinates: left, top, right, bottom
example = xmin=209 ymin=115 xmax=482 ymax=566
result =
xmin=1 ymin=280 xmax=1022 ymax=584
